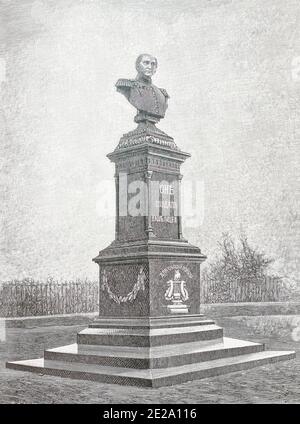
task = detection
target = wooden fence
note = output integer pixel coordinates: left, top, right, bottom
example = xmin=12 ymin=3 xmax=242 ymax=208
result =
xmin=0 ymin=275 xmax=289 ymax=317
xmin=200 ymin=275 xmax=284 ymax=304
xmin=0 ymin=279 xmax=99 ymax=317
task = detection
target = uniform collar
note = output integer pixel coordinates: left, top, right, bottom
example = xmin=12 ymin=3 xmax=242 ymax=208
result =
xmin=136 ymin=75 xmax=152 ymax=85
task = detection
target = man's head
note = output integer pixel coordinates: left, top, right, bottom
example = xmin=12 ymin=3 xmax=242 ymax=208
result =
xmin=135 ymin=54 xmax=157 ymax=79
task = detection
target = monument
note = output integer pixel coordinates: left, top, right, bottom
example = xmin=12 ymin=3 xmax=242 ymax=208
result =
xmin=6 ymin=54 xmax=295 ymax=387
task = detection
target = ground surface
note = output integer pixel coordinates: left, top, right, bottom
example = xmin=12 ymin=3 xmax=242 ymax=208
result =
xmin=0 ymin=315 xmax=299 ymax=404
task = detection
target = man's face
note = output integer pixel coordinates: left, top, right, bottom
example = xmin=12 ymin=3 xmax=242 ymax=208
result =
xmin=137 ymin=55 xmax=157 ymax=78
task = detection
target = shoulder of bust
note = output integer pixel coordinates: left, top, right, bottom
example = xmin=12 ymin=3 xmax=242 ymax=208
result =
xmin=115 ymin=79 xmax=136 ymax=88
xmin=159 ymin=87 xmax=170 ymax=98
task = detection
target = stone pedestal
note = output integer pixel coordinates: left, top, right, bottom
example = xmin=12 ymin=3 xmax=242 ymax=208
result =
xmin=93 ymin=141 xmax=206 ymax=318
xmin=6 ymin=134 xmax=295 ymax=387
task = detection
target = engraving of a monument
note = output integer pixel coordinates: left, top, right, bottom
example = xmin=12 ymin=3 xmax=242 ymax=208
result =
xmin=6 ymin=54 xmax=295 ymax=388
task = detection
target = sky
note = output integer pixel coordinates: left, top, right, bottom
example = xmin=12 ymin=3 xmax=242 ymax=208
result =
xmin=0 ymin=0 xmax=299 ymax=282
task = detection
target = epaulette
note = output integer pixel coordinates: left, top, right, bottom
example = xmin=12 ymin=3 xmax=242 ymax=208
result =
xmin=115 ymin=79 xmax=136 ymax=88
xmin=159 ymin=88 xmax=170 ymax=98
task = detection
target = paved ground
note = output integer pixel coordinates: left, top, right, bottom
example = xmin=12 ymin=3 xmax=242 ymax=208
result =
xmin=0 ymin=315 xmax=299 ymax=404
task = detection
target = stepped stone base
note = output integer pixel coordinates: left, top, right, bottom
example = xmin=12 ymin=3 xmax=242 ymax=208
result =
xmin=6 ymin=315 xmax=295 ymax=387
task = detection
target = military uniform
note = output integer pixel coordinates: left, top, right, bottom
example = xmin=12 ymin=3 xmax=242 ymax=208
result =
xmin=116 ymin=78 xmax=169 ymax=123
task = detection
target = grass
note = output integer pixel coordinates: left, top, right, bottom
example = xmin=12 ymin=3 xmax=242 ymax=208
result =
xmin=0 ymin=314 xmax=299 ymax=404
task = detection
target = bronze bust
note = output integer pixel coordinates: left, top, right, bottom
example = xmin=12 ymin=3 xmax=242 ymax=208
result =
xmin=116 ymin=54 xmax=169 ymax=124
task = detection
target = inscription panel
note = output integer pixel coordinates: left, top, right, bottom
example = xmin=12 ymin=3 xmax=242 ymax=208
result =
xmin=150 ymin=171 xmax=179 ymax=239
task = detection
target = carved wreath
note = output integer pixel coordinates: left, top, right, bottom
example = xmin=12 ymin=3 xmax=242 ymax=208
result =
xmin=101 ymin=267 xmax=146 ymax=304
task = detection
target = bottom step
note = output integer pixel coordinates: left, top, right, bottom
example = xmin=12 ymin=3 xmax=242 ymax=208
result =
xmin=6 ymin=350 xmax=295 ymax=388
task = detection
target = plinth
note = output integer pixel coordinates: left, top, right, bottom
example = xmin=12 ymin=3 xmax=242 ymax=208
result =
xmin=93 ymin=138 xmax=206 ymax=318
xmin=6 ymin=132 xmax=295 ymax=387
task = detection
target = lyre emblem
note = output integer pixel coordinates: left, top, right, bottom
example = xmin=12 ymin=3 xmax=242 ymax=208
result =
xmin=164 ymin=270 xmax=189 ymax=304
